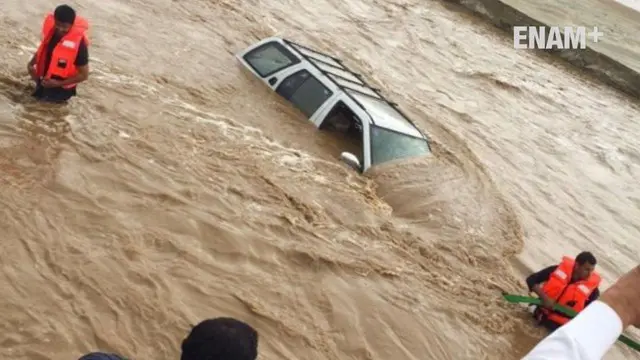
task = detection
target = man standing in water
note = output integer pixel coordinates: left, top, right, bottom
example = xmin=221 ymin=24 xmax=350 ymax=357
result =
xmin=27 ymin=4 xmax=90 ymax=103
xmin=526 ymin=251 xmax=601 ymax=332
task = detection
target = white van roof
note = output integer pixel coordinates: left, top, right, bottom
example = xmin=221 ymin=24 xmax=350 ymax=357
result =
xmin=283 ymin=39 xmax=427 ymax=140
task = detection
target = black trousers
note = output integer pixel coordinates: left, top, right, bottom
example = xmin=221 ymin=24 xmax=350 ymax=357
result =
xmin=32 ymin=81 xmax=76 ymax=103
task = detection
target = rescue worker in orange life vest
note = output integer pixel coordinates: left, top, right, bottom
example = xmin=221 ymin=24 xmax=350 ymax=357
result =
xmin=27 ymin=4 xmax=89 ymax=103
xmin=526 ymin=251 xmax=600 ymax=332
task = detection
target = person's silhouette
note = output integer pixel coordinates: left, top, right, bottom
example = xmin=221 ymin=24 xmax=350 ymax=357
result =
xmin=78 ymin=317 xmax=259 ymax=360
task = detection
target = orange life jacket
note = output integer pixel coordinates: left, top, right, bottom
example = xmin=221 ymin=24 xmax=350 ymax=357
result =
xmin=541 ymin=256 xmax=601 ymax=325
xmin=34 ymin=12 xmax=89 ymax=89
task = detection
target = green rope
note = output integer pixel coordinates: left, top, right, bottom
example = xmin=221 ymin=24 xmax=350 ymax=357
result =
xmin=502 ymin=292 xmax=640 ymax=352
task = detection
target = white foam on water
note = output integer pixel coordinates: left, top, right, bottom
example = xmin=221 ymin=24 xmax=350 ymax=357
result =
xmin=90 ymin=68 xmax=160 ymax=95
xmin=163 ymin=98 xmax=354 ymax=173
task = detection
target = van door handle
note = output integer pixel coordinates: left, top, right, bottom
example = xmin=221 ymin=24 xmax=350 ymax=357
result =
xmin=268 ymin=77 xmax=277 ymax=85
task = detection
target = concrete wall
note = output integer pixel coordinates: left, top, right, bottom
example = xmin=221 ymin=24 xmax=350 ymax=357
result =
xmin=442 ymin=0 xmax=640 ymax=98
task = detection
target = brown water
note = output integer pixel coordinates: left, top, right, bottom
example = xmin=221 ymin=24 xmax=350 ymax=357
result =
xmin=1 ymin=0 xmax=639 ymax=359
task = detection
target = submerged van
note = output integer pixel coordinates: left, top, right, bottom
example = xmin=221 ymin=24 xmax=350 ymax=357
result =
xmin=236 ymin=37 xmax=432 ymax=172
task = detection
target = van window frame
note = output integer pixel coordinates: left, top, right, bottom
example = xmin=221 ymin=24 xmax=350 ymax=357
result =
xmin=276 ymin=69 xmax=334 ymax=118
xmin=242 ymin=41 xmax=301 ymax=78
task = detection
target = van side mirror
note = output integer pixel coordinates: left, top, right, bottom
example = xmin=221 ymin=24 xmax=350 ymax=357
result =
xmin=340 ymin=152 xmax=361 ymax=171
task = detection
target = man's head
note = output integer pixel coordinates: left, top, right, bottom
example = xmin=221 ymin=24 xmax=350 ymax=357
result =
xmin=53 ymin=4 xmax=76 ymax=35
xmin=573 ymin=251 xmax=597 ymax=281
xmin=181 ymin=317 xmax=258 ymax=360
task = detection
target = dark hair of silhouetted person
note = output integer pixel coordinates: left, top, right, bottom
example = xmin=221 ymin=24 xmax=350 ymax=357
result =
xmin=181 ymin=317 xmax=258 ymax=360
xmin=54 ymin=4 xmax=76 ymax=24
xmin=576 ymin=251 xmax=597 ymax=266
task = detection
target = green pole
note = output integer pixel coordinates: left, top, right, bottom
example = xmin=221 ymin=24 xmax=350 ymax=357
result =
xmin=502 ymin=292 xmax=640 ymax=352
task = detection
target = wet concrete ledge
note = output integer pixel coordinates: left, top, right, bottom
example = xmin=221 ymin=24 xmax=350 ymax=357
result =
xmin=442 ymin=0 xmax=640 ymax=98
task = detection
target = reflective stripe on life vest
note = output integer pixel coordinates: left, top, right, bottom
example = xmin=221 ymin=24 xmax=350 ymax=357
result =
xmin=541 ymin=256 xmax=601 ymax=325
xmin=34 ymin=12 xmax=89 ymax=89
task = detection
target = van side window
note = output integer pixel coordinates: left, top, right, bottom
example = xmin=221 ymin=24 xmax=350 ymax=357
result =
xmin=320 ymin=101 xmax=364 ymax=162
xmin=276 ymin=70 xmax=333 ymax=117
xmin=243 ymin=41 xmax=300 ymax=77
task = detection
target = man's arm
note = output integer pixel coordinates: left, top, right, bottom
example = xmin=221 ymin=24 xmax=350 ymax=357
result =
xmin=526 ymin=265 xmax=557 ymax=294
xmin=59 ymin=65 xmax=89 ymax=86
xmin=59 ymin=38 xmax=89 ymax=86
xmin=27 ymin=54 xmax=37 ymax=80
xmin=526 ymin=265 xmax=558 ymax=308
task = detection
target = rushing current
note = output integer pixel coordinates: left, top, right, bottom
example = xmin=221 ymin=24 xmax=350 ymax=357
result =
xmin=1 ymin=0 xmax=639 ymax=359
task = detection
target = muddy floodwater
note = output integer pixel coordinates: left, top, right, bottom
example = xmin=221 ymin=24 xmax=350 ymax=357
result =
xmin=1 ymin=0 xmax=639 ymax=359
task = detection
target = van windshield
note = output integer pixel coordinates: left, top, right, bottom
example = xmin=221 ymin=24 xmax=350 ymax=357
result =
xmin=369 ymin=125 xmax=430 ymax=165
xmin=243 ymin=41 xmax=300 ymax=77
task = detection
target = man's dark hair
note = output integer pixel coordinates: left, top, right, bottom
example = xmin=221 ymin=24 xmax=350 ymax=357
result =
xmin=181 ymin=317 xmax=258 ymax=360
xmin=54 ymin=4 xmax=76 ymax=24
xmin=576 ymin=251 xmax=597 ymax=265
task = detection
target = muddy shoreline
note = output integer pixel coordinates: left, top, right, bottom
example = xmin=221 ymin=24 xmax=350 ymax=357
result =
xmin=442 ymin=0 xmax=640 ymax=98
